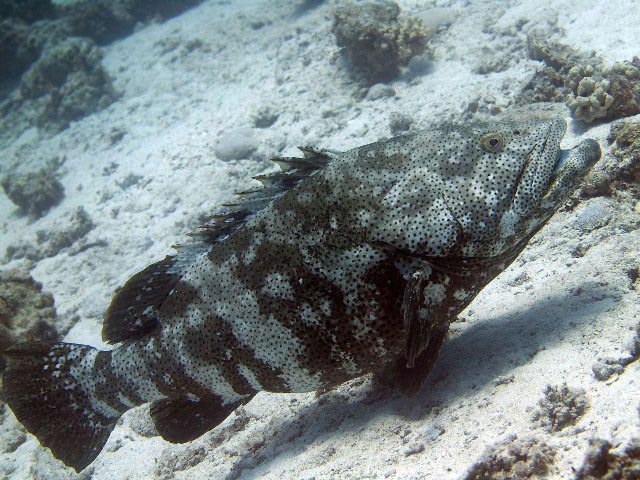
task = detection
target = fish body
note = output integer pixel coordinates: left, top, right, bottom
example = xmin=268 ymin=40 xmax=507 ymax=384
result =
xmin=3 ymin=116 xmax=600 ymax=471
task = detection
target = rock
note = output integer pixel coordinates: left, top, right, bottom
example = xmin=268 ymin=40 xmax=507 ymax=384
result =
xmin=0 ymin=0 xmax=56 ymax=24
xmin=332 ymin=0 xmax=430 ymax=84
xmin=389 ymin=111 xmax=414 ymax=135
xmin=591 ymin=358 xmax=624 ymax=381
xmin=253 ymin=105 xmax=279 ymax=128
xmin=414 ymin=7 xmax=456 ymax=32
xmin=526 ymin=34 xmax=591 ymax=73
xmin=366 ymin=83 xmax=396 ymax=100
xmin=573 ymin=200 xmax=611 ymax=232
xmin=575 ymin=438 xmax=640 ymax=480
xmin=19 ymin=37 xmax=118 ymax=131
xmin=405 ymin=54 xmax=431 ymax=78
xmin=1 ymin=164 xmax=64 ymax=217
xmin=580 ymin=170 xmax=612 ymax=198
xmin=214 ymin=128 xmax=259 ymax=161
xmin=5 ymin=206 xmax=95 ymax=261
xmin=0 ymin=268 xmax=60 ymax=400
xmin=0 ymin=0 xmax=207 ymax=87
xmin=63 ymin=0 xmax=136 ymax=45
xmin=0 ymin=18 xmax=71 ymax=86
xmin=59 ymin=0 xmax=206 ymax=45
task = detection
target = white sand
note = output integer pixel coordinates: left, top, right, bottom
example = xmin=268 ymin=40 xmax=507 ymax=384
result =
xmin=1 ymin=0 xmax=639 ymax=478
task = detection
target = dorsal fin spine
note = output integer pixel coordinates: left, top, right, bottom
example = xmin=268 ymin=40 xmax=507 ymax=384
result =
xmin=101 ymin=145 xmax=340 ymax=344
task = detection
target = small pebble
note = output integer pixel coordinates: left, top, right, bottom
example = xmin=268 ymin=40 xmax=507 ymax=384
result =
xmin=215 ymin=128 xmax=259 ymax=161
xmin=366 ymin=83 xmax=396 ymax=100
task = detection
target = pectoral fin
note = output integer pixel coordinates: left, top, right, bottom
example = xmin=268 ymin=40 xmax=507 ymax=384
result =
xmin=398 ymin=268 xmax=449 ymax=395
xmin=402 ymin=269 xmax=431 ymax=368
xmin=395 ymin=328 xmax=447 ymax=396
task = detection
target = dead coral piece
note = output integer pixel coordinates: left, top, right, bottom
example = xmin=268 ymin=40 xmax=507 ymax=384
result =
xmin=526 ymin=34 xmax=590 ymax=73
xmin=605 ymin=57 xmax=640 ymax=120
xmin=591 ymin=324 xmax=640 ymax=382
xmin=1 ymin=165 xmax=64 ymax=217
xmin=565 ymin=64 xmax=614 ymax=123
xmin=531 ymin=383 xmax=589 ymax=432
xmin=19 ymin=37 xmax=118 ymax=131
xmin=592 ymin=358 xmax=625 ymax=381
xmin=518 ymin=34 xmax=595 ymax=105
xmin=606 ymin=119 xmax=640 ymax=196
xmin=463 ymin=435 xmax=555 ymax=480
xmin=519 ymin=36 xmax=640 ymax=122
xmin=0 ymin=268 xmax=60 ymax=400
xmin=576 ymin=438 xmax=640 ymax=480
xmin=332 ymin=0 xmax=430 ymax=84
xmin=565 ymin=58 xmax=640 ymax=123
xmin=582 ymin=117 xmax=640 ymax=199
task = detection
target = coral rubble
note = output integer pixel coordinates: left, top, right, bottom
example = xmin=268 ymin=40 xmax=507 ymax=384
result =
xmin=531 ymin=384 xmax=589 ymax=432
xmin=463 ymin=436 xmax=555 ymax=480
xmin=332 ymin=0 xmax=429 ymax=84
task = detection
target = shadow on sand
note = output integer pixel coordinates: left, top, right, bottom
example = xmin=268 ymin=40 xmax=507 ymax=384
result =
xmin=229 ymin=281 xmax=620 ymax=478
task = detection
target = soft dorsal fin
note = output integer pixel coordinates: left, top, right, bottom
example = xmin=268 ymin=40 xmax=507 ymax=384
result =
xmin=102 ymin=146 xmax=339 ymax=344
xmin=103 ymin=256 xmax=179 ymax=343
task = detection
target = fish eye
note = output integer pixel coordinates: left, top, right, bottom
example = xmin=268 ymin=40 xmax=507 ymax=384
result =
xmin=480 ymin=133 xmax=505 ymax=153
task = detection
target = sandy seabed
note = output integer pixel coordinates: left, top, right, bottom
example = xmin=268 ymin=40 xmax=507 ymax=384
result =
xmin=0 ymin=0 xmax=639 ymax=479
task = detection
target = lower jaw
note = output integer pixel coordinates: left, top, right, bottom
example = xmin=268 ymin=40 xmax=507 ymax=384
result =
xmin=554 ymin=149 xmax=571 ymax=173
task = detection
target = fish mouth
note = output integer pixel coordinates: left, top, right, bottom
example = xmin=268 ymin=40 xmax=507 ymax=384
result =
xmin=540 ymin=137 xmax=601 ymax=209
xmin=553 ymin=148 xmax=572 ymax=173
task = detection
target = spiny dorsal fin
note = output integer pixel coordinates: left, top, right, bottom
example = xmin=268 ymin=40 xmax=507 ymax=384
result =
xmin=185 ymin=146 xmax=339 ymax=246
xmin=101 ymin=146 xmax=339 ymax=344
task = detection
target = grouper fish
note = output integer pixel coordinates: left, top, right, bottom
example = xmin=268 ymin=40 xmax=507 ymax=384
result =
xmin=3 ymin=116 xmax=600 ymax=471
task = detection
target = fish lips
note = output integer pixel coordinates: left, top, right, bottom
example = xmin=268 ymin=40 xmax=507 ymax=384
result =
xmin=541 ymin=138 xmax=601 ymax=209
xmin=553 ymin=139 xmax=601 ymax=177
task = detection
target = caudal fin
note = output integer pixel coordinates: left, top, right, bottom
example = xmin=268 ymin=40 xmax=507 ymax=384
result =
xmin=2 ymin=342 xmax=125 ymax=471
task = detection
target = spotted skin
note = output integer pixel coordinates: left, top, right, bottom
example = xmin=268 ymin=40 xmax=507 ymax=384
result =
xmin=2 ymin=116 xmax=600 ymax=471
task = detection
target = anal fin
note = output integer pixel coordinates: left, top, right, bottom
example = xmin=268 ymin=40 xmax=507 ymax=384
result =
xmin=150 ymin=394 xmax=251 ymax=443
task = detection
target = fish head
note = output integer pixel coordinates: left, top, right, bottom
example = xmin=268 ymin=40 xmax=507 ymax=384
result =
xmin=372 ymin=116 xmax=600 ymax=263
xmin=435 ymin=116 xmax=601 ymax=259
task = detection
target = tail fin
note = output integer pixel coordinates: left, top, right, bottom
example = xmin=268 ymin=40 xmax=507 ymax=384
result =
xmin=2 ymin=342 xmax=125 ymax=471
